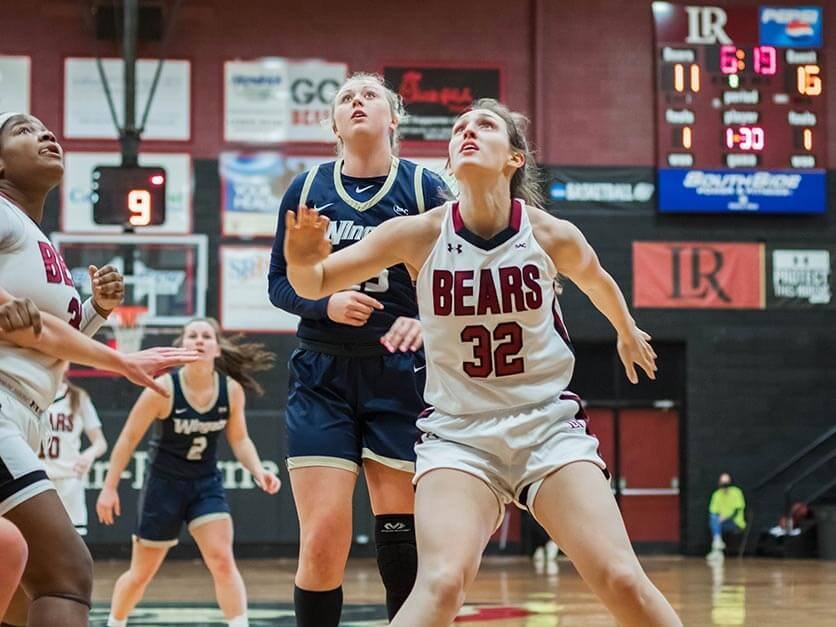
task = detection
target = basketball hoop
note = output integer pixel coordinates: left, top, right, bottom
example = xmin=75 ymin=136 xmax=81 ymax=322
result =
xmin=111 ymin=305 xmax=148 ymax=353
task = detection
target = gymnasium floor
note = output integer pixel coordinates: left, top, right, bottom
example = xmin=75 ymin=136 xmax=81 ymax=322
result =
xmin=89 ymin=555 xmax=836 ymax=626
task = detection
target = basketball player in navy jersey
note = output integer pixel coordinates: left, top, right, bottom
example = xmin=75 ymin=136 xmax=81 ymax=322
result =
xmin=96 ymin=319 xmax=280 ymax=627
xmin=268 ymin=73 xmax=450 ymax=625
xmin=284 ymin=99 xmax=682 ymax=626
xmin=0 ymin=111 xmax=198 ymax=627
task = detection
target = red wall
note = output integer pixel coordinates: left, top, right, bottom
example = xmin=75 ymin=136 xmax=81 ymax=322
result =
xmin=3 ymin=0 xmax=834 ymax=166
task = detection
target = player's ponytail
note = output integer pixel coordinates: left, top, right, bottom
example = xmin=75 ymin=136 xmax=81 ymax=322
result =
xmin=175 ymin=318 xmax=275 ymax=396
xmin=461 ymin=99 xmax=545 ymax=208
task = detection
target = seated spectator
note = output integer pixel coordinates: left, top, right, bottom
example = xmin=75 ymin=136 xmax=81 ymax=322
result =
xmin=707 ymin=473 xmax=746 ymax=560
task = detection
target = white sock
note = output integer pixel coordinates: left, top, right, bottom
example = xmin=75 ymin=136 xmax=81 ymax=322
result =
xmin=107 ymin=615 xmax=128 ymax=627
xmin=228 ymin=614 xmax=249 ymax=627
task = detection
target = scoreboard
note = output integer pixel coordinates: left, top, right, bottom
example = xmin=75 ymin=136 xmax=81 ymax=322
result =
xmin=653 ymin=3 xmax=826 ymax=214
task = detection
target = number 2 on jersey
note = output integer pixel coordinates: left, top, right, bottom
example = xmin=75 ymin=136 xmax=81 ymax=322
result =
xmin=187 ymin=436 xmax=208 ymax=461
xmin=461 ymin=322 xmax=524 ymax=378
xmin=351 ymin=268 xmax=389 ymax=294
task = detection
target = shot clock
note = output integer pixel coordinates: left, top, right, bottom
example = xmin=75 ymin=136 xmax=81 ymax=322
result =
xmin=653 ymin=3 xmax=826 ymax=213
xmin=92 ymin=166 xmax=167 ymax=227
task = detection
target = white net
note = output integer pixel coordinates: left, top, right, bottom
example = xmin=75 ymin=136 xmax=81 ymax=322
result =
xmin=112 ymin=307 xmax=147 ymax=353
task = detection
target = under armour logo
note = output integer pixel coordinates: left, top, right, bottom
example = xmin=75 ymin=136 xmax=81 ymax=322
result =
xmin=382 ymin=522 xmax=409 ymax=532
xmin=447 ymin=243 xmax=462 ymax=254
xmin=515 ymin=242 xmax=527 ymax=249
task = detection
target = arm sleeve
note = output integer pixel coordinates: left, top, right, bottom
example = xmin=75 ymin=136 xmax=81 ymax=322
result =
xmin=708 ymin=490 xmax=720 ymax=515
xmin=267 ymin=173 xmax=330 ymax=320
xmin=422 ymin=169 xmax=454 ymax=208
xmin=79 ymin=298 xmax=109 ymax=337
xmin=80 ymin=391 xmax=102 ymax=430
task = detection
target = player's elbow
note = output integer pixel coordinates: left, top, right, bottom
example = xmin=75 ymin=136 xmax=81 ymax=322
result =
xmin=288 ymin=272 xmax=324 ymax=300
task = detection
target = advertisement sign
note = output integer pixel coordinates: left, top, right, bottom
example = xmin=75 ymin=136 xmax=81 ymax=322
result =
xmin=545 ymin=167 xmax=655 ymax=211
xmin=64 ymin=58 xmax=190 ymax=140
xmin=224 ymin=59 xmax=346 ymax=143
xmin=0 ymin=56 xmax=30 ymax=114
xmin=759 ymin=6 xmax=823 ymax=47
xmin=61 ymin=152 xmax=191 ymax=233
xmin=220 ymin=152 xmax=328 ymax=237
xmin=767 ymin=247 xmax=832 ymax=307
xmin=383 ymin=66 xmax=502 ymax=141
xmin=220 ymin=246 xmax=299 ymax=333
xmin=633 ymin=241 xmax=765 ymax=309
xmin=657 ymin=169 xmax=826 ymax=214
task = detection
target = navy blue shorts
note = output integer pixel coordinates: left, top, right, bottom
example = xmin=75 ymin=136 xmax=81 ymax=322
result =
xmin=135 ymin=470 xmax=230 ymax=547
xmin=286 ymin=348 xmax=426 ymax=473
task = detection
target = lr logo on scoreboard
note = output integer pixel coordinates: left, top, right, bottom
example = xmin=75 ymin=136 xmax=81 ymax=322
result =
xmin=684 ymin=6 xmax=732 ymax=44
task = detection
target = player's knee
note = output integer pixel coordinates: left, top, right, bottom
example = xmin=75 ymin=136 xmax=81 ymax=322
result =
xmin=204 ymin=550 xmax=237 ymax=579
xmin=601 ymin=562 xmax=645 ymax=605
xmin=420 ymin=565 xmax=467 ymax=608
xmin=375 ymin=514 xmax=417 ymax=593
xmin=127 ymin=564 xmax=157 ymax=589
xmin=29 ymin=540 xmax=93 ymax=605
xmin=299 ymin=523 xmax=351 ymax=565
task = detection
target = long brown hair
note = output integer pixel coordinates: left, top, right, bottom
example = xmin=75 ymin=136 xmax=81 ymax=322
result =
xmin=457 ymin=98 xmax=545 ymax=208
xmin=64 ymin=377 xmax=85 ymax=414
xmin=175 ymin=318 xmax=275 ymax=396
xmin=330 ymin=72 xmax=404 ymax=156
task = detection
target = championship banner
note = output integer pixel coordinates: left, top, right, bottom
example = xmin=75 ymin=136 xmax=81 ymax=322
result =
xmin=64 ymin=58 xmax=190 ymax=140
xmin=219 ymin=245 xmax=299 ymax=333
xmin=544 ymin=166 xmax=655 ymax=211
xmin=633 ymin=241 xmax=765 ymax=309
xmin=0 ymin=56 xmax=30 ymax=114
xmin=224 ymin=59 xmax=346 ymax=143
xmin=766 ymin=246 xmax=833 ymax=308
xmin=220 ymin=152 xmax=328 ymax=237
xmin=61 ymin=151 xmax=192 ymax=234
xmin=383 ymin=65 xmax=502 ymax=141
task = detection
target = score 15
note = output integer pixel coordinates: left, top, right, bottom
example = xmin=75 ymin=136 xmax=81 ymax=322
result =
xmin=92 ymin=166 xmax=167 ymax=227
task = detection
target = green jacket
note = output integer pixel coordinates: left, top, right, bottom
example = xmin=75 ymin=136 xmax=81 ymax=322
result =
xmin=709 ymin=486 xmax=746 ymax=529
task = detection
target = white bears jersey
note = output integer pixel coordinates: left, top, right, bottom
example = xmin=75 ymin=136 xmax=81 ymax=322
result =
xmin=0 ymin=195 xmax=106 ymax=411
xmin=41 ymin=383 xmax=101 ymax=479
xmin=416 ymin=200 xmax=575 ymax=416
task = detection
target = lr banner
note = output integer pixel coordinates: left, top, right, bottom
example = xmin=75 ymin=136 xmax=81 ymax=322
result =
xmin=383 ymin=66 xmax=501 ymax=141
xmin=633 ymin=241 xmax=765 ymax=309
xmin=545 ymin=166 xmax=655 ymax=211
xmin=767 ymin=246 xmax=833 ymax=308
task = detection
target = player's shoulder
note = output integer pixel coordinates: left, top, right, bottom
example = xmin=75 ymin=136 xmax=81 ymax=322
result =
xmin=527 ymin=204 xmax=582 ymax=242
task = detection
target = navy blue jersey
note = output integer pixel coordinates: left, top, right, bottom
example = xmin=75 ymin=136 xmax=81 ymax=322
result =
xmin=147 ymin=370 xmax=230 ymax=480
xmin=268 ymin=157 xmax=450 ymax=347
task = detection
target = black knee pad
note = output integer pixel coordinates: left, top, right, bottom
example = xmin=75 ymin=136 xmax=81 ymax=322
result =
xmin=30 ymin=592 xmax=92 ymax=610
xmin=375 ymin=514 xmax=417 ymax=619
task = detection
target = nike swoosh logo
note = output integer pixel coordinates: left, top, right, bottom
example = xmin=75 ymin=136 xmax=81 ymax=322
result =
xmin=413 ymin=365 xmax=426 ymax=373
xmin=313 ymin=203 xmax=333 ymax=212
xmin=175 ymin=408 xmax=187 ymax=414
xmin=355 ymin=185 xmax=374 ymax=194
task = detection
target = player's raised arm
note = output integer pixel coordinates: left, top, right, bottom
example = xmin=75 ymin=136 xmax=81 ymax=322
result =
xmin=285 ymin=205 xmax=411 ymax=299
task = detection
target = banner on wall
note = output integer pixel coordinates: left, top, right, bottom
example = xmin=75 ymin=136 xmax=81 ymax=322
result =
xmin=220 ymin=246 xmax=299 ymax=332
xmin=224 ymin=59 xmax=346 ymax=143
xmin=544 ymin=167 xmax=655 ymax=211
xmin=61 ymin=152 xmax=192 ymax=233
xmin=633 ymin=241 xmax=765 ymax=309
xmin=64 ymin=58 xmax=190 ymax=140
xmin=0 ymin=56 xmax=30 ymax=114
xmin=767 ymin=247 xmax=833 ymax=308
xmin=220 ymin=152 xmax=328 ymax=237
xmin=383 ymin=66 xmax=502 ymax=141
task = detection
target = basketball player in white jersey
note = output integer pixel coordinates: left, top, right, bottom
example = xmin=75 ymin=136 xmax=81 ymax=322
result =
xmin=0 ymin=111 xmax=198 ymax=627
xmin=284 ymin=99 xmax=682 ymax=626
xmin=41 ymin=379 xmax=106 ymax=536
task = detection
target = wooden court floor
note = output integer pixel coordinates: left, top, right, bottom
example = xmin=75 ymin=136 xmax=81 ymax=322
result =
xmin=90 ymin=555 xmax=836 ymax=626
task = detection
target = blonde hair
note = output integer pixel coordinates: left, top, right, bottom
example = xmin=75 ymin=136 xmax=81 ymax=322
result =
xmin=455 ymin=99 xmax=545 ymax=207
xmin=175 ymin=318 xmax=275 ymax=396
xmin=330 ymin=72 xmax=404 ymax=155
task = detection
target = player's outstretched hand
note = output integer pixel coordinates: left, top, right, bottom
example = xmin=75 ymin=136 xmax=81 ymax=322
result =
xmin=254 ymin=470 xmax=281 ymax=495
xmin=120 ymin=347 xmax=200 ymax=396
xmin=616 ymin=326 xmax=657 ymax=384
xmin=381 ymin=316 xmax=422 ymax=352
xmin=0 ymin=297 xmax=42 ymax=336
xmin=96 ymin=486 xmax=121 ymax=525
xmin=284 ymin=205 xmax=332 ymax=267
